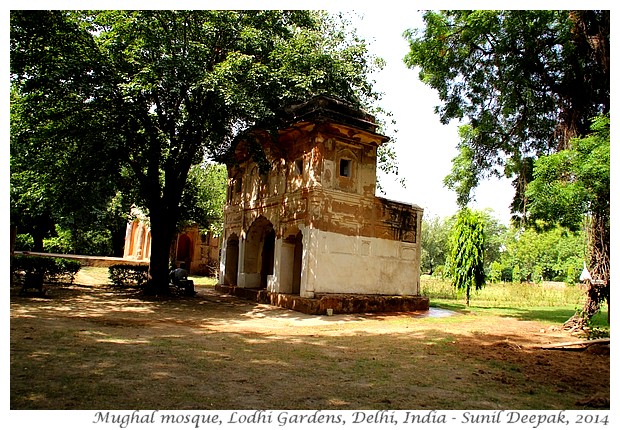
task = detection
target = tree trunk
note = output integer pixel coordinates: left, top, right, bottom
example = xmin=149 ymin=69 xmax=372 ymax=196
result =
xmin=32 ymin=230 xmax=45 ymax=252
xmin=10 ymin=225 xmax=17 ymax=256
xmin=564 ymin=281 xmax=605 ymax=331
xmin=144 ymin=208 xmax=177 ymax=295
xmin=564 ymin=212 xmax=609 ymax=331
xmin=110 ymin=225 xmax=127 ymax=257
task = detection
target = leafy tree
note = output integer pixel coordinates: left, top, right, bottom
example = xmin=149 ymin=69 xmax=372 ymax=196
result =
xmin=11 ymin=10 xmax=386 ymax=293
xmin=420 ymin=214 xmax=453 ymax=275
xmin=443 ymin=126 xmax=479 ymax=208
xmin=448 ymin=208 xmax=485 ymax=306
xmin=498 ymin=225 xmax=586 ymax=284
xmin=10 ymin=82 xmax=131 ymax=254
xmin=526 ymin=115 xmax=609 ymax=326
xmin=405 ymin=11 xmax=609 ymax=214
xmin=404 ymin=10 xmax=609 ymax=322
xmin=178 ymin=163 xmax=227 ymax=236
xmin=478 ymin=209 xmax=508 ymax=273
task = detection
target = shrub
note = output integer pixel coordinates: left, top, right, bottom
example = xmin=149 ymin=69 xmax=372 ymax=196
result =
xmin=108 ymin=264 xmax=149 ymax=288
xmin=14 ymin=233 xmax=34 ymax=251
xmin=11 ymin=254 xmax=82 ymax=284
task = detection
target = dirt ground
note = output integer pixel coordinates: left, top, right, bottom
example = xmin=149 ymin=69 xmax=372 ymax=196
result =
xmin=10 ymin=271 xmax=609 ymax=410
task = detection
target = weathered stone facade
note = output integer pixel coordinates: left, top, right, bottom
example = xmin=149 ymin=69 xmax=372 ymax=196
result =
xmin=219 ymin=96 xmax=427 ymax=311
xmin=123 ymin=209 xmax=219 ymax=276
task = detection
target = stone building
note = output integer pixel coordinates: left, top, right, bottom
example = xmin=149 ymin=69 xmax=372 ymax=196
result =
xmin=218 ymin=96 xmax=428 ymax=314
xmin=123 ymin=209 xmax=219 ymax=276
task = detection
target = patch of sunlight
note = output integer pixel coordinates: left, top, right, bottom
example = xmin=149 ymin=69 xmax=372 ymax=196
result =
xmin=39 ymin=305 xmax=73 ymax=312
xmin=249 ymin=359 xmax=291 ymax=366
xmin=96 ymin=338 xmax=150 ymax=345
xmin=244 ymin=338 xmax=271 ymax=344
xmin=29 ymin=351 xmax=52 ymax=359
xmin=77 ymin=330 xmax=109 ymax=337
xmin=328 ymin=398 xmax=351 ymax=407
xmin=11 ymin=312 xmax=36 ymax=318
xmin=26 ymin=393 xmax=47 ymax=402
xmin=152 ymin=372 xmax=172 ymax=378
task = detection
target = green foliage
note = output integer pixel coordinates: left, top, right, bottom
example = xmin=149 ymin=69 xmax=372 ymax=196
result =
xmin=178 ymin=163 xmax=227 ymax=235
xmin=14 ymin=233 xmax=34 ymax=251
xmin=448 ymin=208 xmax=485 ymax=305
xmin=11 ymin=254 xmax=82 ymax=284
xmin=488 ymin=261 xmax=503 ymax=283
xmin=405 ymin=10 xmax=609 ymax=220
xmin=443 ymin=126 xmax=479 ymax=208
xmin=420 ymin=214 xmax=453 ymax=275
xmin=526 ymin=114 xmax=610 ymax=232
xmin=421 ymin=277 xmax=588 ymax=312
xmin=11 ymin=10 xmax=388 ymax=290
xmin=108 ymin=264 xmax=149 ymax=288
xmin=496 ymin=225 xmax=586 ymax=284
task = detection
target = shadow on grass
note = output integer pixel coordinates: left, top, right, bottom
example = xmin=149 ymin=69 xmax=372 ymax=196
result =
xmin=10 ymin=281 xmax=611 ymax=411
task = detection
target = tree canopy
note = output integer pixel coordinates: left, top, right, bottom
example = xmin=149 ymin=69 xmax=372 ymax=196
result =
xmin=404 ymin=10 xmax=609 ymax=219
xmin=11 ymin=10 xmax=387 ymax=292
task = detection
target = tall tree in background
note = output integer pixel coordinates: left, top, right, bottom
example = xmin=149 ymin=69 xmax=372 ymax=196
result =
xmin=11 ymin=10 xmax=386 ymax=293
xmin=404 ymin=10 xmax=609 ymax=324
xmin=448 ymin=208 xmax=485 ymax=307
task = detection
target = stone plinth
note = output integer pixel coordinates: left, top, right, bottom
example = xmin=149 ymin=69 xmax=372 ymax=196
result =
xmin=215 ymin=285 xmax=429 ymax=315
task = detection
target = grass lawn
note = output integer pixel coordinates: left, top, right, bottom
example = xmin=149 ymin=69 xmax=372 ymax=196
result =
xmin=10 ymin=267 xmax=609 ymax=412
xmin=421 ymin=275 xmax=610 ymax=331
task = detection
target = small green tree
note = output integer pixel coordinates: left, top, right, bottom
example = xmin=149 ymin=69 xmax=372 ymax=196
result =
xmin=448 ymin=208 xmax=485 ymax=306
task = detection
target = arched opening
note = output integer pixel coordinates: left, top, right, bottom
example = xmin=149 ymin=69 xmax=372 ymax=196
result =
xmin=224 ymin=234 xmax=239 ymax=285
xmin=292 ymin=231 xmax=303 ymax=294
xmin=143 ymin=231 xmax=152 ymax=259
xmin=128 ymin=220 xmax=140 ymax=257
xmin=243 ymin=216 xmax=275 ymax=289
xmin=282 ymin=228 xmax=303 ymax=295
xmin=176 ymin=233 xmax=192 ymax=269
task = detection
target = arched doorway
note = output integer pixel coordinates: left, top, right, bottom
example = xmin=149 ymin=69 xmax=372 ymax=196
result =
xmin=224 ymin=234 xmax=239 ymax=285
xmin=292 ymin=231 xmax=303 ymax=294
xmin=243 ymin=216 xmax=275 ymax=289
xmin=282 ymin=228 xmax=303 ymax=295
xmin=176 ymin=233 xmax=192 ymax=270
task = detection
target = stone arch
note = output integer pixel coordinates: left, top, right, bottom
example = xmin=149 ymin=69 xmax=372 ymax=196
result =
xmin=176 ymin=233 xmax=192 ymax=269
xmin=224 ymin=233 xmax=239 ymax=285
xmin=243 ymin=215 xmax=275 ymax=289
xmin=127 ymin=219 xmax=140 ymax=257
xmin=336 ymin=147 xmax=358 ymax=192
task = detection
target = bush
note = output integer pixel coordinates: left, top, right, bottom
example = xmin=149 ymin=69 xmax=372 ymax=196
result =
xmin=14 ymin=233 xmax=34 ymax=251
xmin=11 ymin=254 xmax=82 ymax=284
xmin=108 ymin=264 xmax=149 ymax=288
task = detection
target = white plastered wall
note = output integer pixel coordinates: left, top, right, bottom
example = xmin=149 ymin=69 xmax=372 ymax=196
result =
xmin=302 ymin=229 xmax=421 ymax=296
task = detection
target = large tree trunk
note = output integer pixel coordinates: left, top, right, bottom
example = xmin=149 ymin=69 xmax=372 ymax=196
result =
xmin=564 ymin=212 xmax=610 ymax=331
xmin=110 ymin=225 xmax=127 ymax=257
xmin=144 ymin=208 xmax=178 ymax=295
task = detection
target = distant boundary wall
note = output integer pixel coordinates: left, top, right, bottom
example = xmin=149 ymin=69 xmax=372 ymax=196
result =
xmin=13 ymin=251 xmax=149 ymax=268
